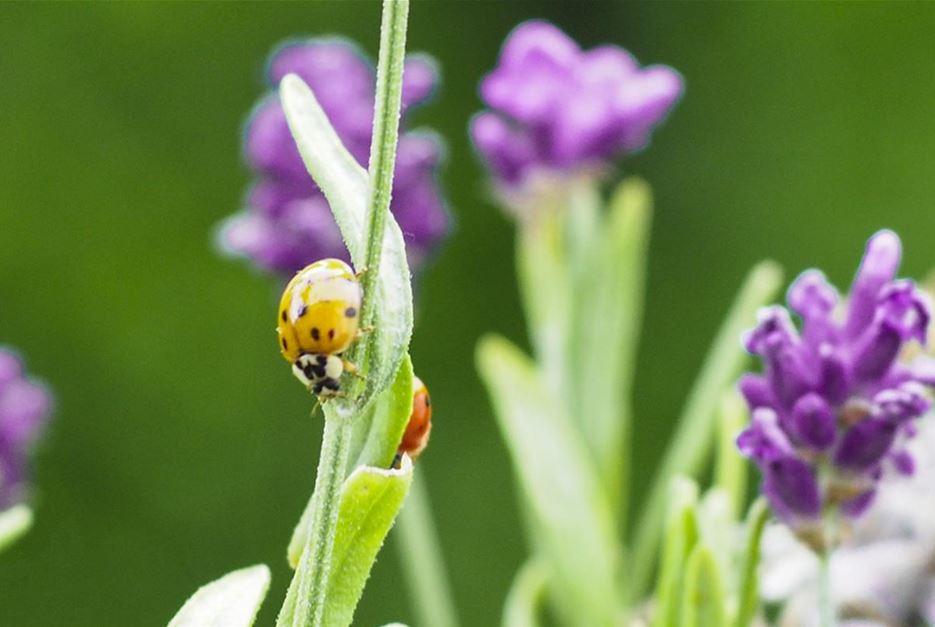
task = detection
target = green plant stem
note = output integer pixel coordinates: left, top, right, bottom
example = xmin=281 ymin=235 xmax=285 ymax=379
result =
xmin=819 ymin=550 xmax=834 ymax=627
xmin=349 ymin=0 xmax=410 ymax=395
xmin=293 ymin=416 xmax=353 ymax=627
xmin=395 ymin=471 xmax=460 ymax=627
xmin=288 ymin=3 xmax=411 ymax=625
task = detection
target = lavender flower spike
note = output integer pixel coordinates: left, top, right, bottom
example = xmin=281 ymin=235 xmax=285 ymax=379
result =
xmin=0 ymin=348 xmax=52 ymax=507
xmin=219 ymin=39 xmax=450 ymax=277
xmin=470 ymin=20 xmax=683 ymax=198
xmin=737 ymin=230 xmax=934 ymax=546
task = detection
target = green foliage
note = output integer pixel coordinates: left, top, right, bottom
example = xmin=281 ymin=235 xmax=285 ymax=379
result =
xmin=168 ymin=565 xmax=271 ymax=627
xmin=325 ymin=459 xmax=414 ymax=627
xmin=651 ymin=478 xmax=699 ymax=627
xmin=477 ymin=336 xmax=620 ymax=627
xmin=734 ymin=500 xmax=769 ymax=627
xmin=502 ymin=559 xmax=549 ymax=627
xmin=681 ymin=545 xmax=727 ymax=627
xmin=0 ymin=505 xmax=32 ymax=555
xmin=286 ymin=358 xmax=414 ymax=570
xmin=275 ymin=3 xmax=417 ymax=625
xmin=650 ymin=476 xmax=768 ymax=627
xmin=630 ymin=261 xmax=783 ymax=597
xmin=715 ymin=391 xmax=750 ymax=519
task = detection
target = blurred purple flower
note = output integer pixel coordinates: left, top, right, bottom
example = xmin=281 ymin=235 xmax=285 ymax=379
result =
xmin=219 ymin=39 xmax=449 ymax=275
xmin=0 ymin=348 xmax=52 ymax=507
xmin=737 ymin=230 xmax=935 ymax=541
xmin=470 ymin=20 xmax=683 ymax=193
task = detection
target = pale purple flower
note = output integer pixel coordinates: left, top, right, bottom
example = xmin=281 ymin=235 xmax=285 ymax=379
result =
xmin=760 ymin=418 xmax=935 ymax=626
xmin=220 ymin=39 xmax=449 ymax=275
xmin=0 ymin=348 xmax=52 ymax=507
xmin=470 ymin=20 xmax=683 ymax=191
xmin=737 ymin=230 xmax=934 ymax=537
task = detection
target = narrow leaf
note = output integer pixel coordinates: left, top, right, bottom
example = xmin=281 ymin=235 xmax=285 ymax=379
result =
xmin=280 ymin=74 xmax=413 ymax=414
xmin=630 ymin=260 xmax=783 ymax=598
xmin=349 ymin=354 xmax=414 ymax=472
xmin=0 ymin=505 xmax=33 ymax=554
xmin=168 ymin=565 xmax=271 ymax=627
xmin=651 ymin=477 xmax=699 ymax=627
xmin=573 ymin=177 xmax=652 ymax=521
xmin=715 ymin=391 xmax=749 ymax=518
xmin=287 ymin=356 xmax=414 ymax=570
xmin=734 ymin=499 xmax=769 ymax=627
xmin=477 ymin=335 xmax=619 ymax=627
xmin=502 ymin=559 xmax=549 ymax=627
xmin=322 ymin=457 xmax=413 ymax=627
xmin=516 ymin=210 xmax=572 ymax=394
xmin=681 ymin=545 xmax=727 ymax=627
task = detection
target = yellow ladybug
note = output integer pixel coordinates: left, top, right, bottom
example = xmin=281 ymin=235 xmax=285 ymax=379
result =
xmin=277 ymin=258 xmax=362 ymax=397
xmin=393 ymin=376 xmax=432 ymax=467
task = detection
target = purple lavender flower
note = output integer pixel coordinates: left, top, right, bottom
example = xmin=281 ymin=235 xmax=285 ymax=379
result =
xmin=470 ymin=20 xmax=683 ymax=195
xmin=737 ymin=230 xmax=934 ymax=543
xmin=219 ymin=39 xmax=449 ymax=275
xmin=0 ymin=348 xmax=52 ymax=507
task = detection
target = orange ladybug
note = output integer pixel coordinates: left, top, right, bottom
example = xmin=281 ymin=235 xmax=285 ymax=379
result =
xmin=393 ymin=376 xmax=432 ymax=467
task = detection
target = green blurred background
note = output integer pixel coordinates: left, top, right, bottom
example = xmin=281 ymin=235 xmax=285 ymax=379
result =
xmin=2 ymin=2 xmax=935 ymax=625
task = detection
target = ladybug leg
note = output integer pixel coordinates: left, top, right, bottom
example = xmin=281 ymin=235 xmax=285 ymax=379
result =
xmin=342 ymin=359 xmax=366 ymax=380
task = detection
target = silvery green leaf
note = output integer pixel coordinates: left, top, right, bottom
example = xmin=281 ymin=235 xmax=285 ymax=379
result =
xmin=502 ymin=559 xmax=549 ymax=627
xmin=715 ymin=391 xmax=749 ymax=518
xmin=734 ymin=499 xmax=769 ymax=627
xmin=630 ymin=260 xmax=783 ymax=597
xmin=572 ymin=177 xmax=652 ymax=518
xmin=681 ymin=544 xmax=727 ymax=627
xmin=349 ymin=353 xmax=413 ymax=472
xmin=0 ymin=505 xmax=33 ymax=554
xmin=287 ymin=356 xmax=413 ymax=569
xmin=652 ymin=477 xmax=699 ymax=627
xmin=516 ymin=209 xmax=572 ymax=395
xmin=322 ymin=457 xmax=413 ymax=627
xmin=168 ymin=565 xmax=270 ymax=627
xmin=477 ymin=335 xmax=619 ymax=626
xmin=280 ymin=74 xmax=413 ymax=414
xmin=281 ymin=458 xmax=414 ymax=627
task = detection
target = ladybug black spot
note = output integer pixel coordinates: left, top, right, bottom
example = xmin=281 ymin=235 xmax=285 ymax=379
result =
xmin=328 ymin=329 xmax=335 ymax=340
xmin=345 ymin=307 xmax=357 ymax=318
xmin=297 ymin=305 xmax=308 ymax=318
xmin=281 ymin=338 xmax=288 ymax=350
xmin=281 ymin=310 xmax=287 ymax=322
xmin=311 ymin=327 xmax=320 ymax=341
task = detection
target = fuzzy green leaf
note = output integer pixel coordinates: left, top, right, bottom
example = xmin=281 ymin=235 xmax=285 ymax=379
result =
xmin=681 ymin=545 xmax=727 ymax=627
xmin=502 ymin=559 xmax=549 ymax=627
xmin=280 ymin=74 xmax=413 ymax=415
xmin=349 ymin=353 xmax=413 ymax=472
xmin=715 ymin=391 xmax=749 ymax=519
xmin=573 ymin=177 xmax=652 ymax=521
xmin=279 ymin=458 xmax=413 ymax=627
xmin=286 ymin=357 xmax=413 ymax=570
xmin=477 ymin=335 xmax=619 ymax=627
xmin=168 ymin=565 xmax=271 ymax=627
xmin=734 ymin=499 xmax=769 ymax=627
xmin=651 ymin=477 xmax=700 ymax=627
xmin=516 ymin=209 xmax=572 ymax=394
xmin=630 ymin=260 xmax=783 ymax=598
xmin=0 ymin=505 xmax=33 ymax=554
xmin=322 ymin=457 xmax=413 ymax=627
